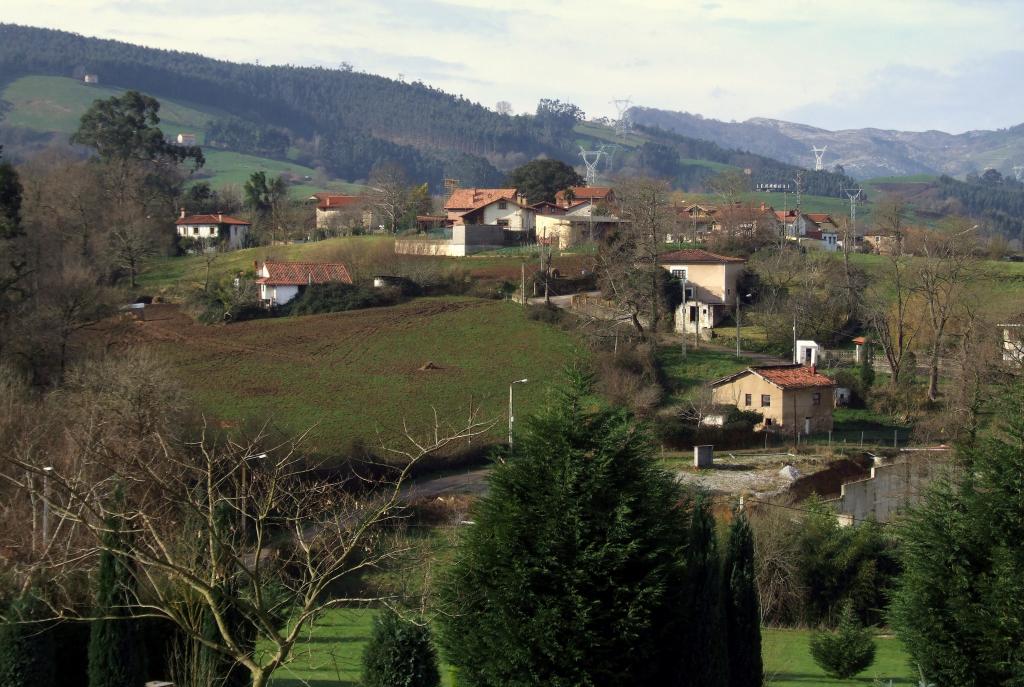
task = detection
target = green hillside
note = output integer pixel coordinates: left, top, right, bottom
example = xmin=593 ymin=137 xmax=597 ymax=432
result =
xmin=0 ymin=75 xmax=360 ymax=194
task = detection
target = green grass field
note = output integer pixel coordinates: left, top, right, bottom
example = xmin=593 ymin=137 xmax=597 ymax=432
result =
xmin=139 ymin=297 xmax=582 ymax=453
xmin=658 ymin=347 xmax=754 ymax=403
xmin=266 ymin=608 xmax=916 ymax=686
xmin=0 ymin=75 xmax=358 ymax=195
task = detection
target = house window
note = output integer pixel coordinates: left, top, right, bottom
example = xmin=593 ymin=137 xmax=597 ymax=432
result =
xmin=497 ymin=219 xmax=509 ymax=227
xmin=744 ymin=394 xmax=752 ymax=407
xmin=761 ymin=394 xmax=771 ymax=408
xmin=765 ymin=418 xmax=773 ymax=426
xmin=192 ymin=227 xmax=199 ymax=235
xmin=812 ymin=392 xmax=821 ymax=406
xmin=498 ymin=201 xmax=507 ymax=210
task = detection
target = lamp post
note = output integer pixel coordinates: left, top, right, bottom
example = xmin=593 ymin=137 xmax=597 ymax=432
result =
xmin=508 ymin=378 xmax=529 ymax=447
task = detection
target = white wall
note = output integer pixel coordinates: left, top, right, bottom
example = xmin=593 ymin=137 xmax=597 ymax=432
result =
xmin=479 ymin=202 xmax=535 ymax=230
xmin=178 ymin=223 xmax=249 ymax=250
xmin=260 ymin=284 xmax=300 ymax=306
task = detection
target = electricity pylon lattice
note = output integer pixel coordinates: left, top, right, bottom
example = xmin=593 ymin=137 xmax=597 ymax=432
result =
xmin=843 ymin=187 xmax=863 ymax=237
xmin=812 ymin=145 xmax=828 ymax=171
xmin=579 ymin=145 xmax=605 ymax=186
xmin=610 ymin=96 xmax=633 ymax=139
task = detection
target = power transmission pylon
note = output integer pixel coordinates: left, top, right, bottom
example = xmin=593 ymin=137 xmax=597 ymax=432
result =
xmin=843 ymin=187 xmax=863 ymax=239
xmin=792 ymin=171 xmax=805 ymax=212
xmin=812 ymin=145 xmax=828 ymax=171
xmin=579 ymin=145 xmax=605 ymax=186
xmin=610 ymin=96 xmax=633 ymax=139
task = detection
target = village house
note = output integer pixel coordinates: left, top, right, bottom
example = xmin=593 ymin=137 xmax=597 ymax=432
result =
xmin=176 ymin=210 xmax=251 ymax=250
xmin=710 ymin=202 xmax=781 ymax=237
xmin=535 ymin=211 xmax=621 ymax=250
xmin=443 ymin=188 xmax=534 ymax=232
xmin=658 ymin=248 xmax=746 ymax=336
xmin=710 ymin=364 xmax=836 ymax=434
xmin=668 ymin=203 xmax=717 ymax=243
xmin=176 ymin=133 xmax=198 ymax=146
xmin=255 ymin=260 xmax=352 ymax=307
xmin=555 ymin=186 xmax=616 ymax=210
xmin=310 ymin=193 xmax=370 ymax=233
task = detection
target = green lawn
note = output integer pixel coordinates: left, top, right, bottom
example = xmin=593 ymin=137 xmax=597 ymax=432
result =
xmin=658 ymin=346 xmax=753 ymax=403
xmin=144 ymin=297 xmax=582 ymax=453
xmin=266 ymin=608 xmax=916 ymax=686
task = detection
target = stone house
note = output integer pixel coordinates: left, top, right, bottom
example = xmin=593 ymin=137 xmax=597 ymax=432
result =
xmin=710 ymin=364 xmax=836 ymax=434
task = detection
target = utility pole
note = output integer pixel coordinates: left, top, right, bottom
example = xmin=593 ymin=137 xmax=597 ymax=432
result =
xmin=521 ymin=262 xmax=526 ymax=306
xmin=792 ymin=314 xmax=798 ymax=364
xmin=736 ymin=293 xmax=742 ymax=358
xmin=680 ymin=274 xmax=687 ymax=360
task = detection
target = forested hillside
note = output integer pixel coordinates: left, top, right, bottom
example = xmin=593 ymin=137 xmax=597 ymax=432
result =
xmin=0 ymin=23 xmax=857 ymax=196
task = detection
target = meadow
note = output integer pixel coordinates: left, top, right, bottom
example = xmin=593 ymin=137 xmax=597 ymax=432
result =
xmin=135 ymin=297 xmax=582 ymax=454
xmin=265 ymin=608 xmax=917 ymax=687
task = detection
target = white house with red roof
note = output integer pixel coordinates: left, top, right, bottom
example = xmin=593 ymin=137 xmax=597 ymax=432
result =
xmin=255 ymin=260 xmax=353 ymax=307
xmin=658 ymin=249 xmax=747 ymax=336
xmin=442 ymin=188 xmax=535 ymax=232
xmin=176 ymin=210 xmax=251 ymax=250
xmin=776 ymin=210 xmax=840 ymax=251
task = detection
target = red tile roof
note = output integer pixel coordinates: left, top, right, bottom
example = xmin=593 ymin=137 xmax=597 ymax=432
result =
xmin=257 ymin=261 xmax=352 ymax=286
xmin=753 ymin=365 xmax=835 ymax=389
xmin=176 ymin=213 xmax=250 ymax=226
xmin=556 ymin=186 xmax=613 ymax=206
xmin=317 ymin=195 xmax=363 ymax=211
xmin=444 ymin=188 xmax=518 ymax=210
xmin=806 ymin=213 xmax=838 ymax=227
xmin=657 ymin=249 xmax=746 ymax=264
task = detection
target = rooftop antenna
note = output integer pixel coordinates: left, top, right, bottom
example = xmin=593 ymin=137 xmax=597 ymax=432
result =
xmin=1014 ymin=166 xmax=1024 ymax=183
xmin=812 ymin=145 xmax=828 ymax=171
xmin=610 ymin=96 xmax=633 ymax=138
xmin=579 ymin=145 xmax=605 ymax=186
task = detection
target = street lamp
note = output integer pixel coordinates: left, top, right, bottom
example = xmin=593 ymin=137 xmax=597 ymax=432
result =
xmin=508 ymin=379 xmax=529 ymax=447
xmin=680 ymin=273 xmax=688 ymax=361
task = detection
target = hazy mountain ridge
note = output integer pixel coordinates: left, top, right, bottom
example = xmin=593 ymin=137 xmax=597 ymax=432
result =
xmin=631 ymin=107 xmax=1024 ymax=180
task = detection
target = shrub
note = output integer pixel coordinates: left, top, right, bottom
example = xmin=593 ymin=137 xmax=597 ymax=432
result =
xmin=287 ymin=283 xmax=398 ymax=315
xmin=0 ymin=594 xmax=56 ymax=687
xmin=362 ymin=607 xmax=440 ymax=687
xmin=809 ymin=601 xmax=876 ymax=679
xmin=525 ymin=303 xmax=565 ymax=324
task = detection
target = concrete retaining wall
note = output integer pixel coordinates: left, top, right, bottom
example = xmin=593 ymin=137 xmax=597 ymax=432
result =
xmin=827 ymin=453 xmax=950 ymax=524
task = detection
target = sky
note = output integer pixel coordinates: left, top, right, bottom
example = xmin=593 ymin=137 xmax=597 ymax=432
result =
xmin=5 ymin=0 xmax=1024 ymax=134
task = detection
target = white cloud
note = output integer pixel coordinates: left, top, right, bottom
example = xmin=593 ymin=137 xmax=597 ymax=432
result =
xmin=3 ymin=0 xmax=1022 ymax=131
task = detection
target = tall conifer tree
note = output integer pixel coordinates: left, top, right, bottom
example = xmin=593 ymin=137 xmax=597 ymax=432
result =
xmin=437 ymin=370 xmax=691 ymax=687
xmin=722 ymin=512 xmax=762 ymax=687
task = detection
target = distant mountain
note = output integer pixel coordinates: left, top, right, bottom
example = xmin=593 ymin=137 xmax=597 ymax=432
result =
xmin=630 ymin=106 xmax=1024 ymax=181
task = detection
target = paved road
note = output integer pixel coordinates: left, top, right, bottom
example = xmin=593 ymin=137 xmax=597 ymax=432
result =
xmin=402 ymin=466 xmax=491 ymax=500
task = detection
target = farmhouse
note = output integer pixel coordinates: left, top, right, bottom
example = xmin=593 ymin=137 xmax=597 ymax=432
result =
xmin=658 ymin=249 xmax=746 ymax=336
xmin=444 ymin=188 xmax=534 ymax=232
xmin=555 ymin=186 xmax=615 ymax=209
xmin=535 ymin=212 xmax=620 ymax=249
xmin=175 ymin=210 xmax=251 ymax=250
xmin=710 ymin=364 xmax=835 ymax=434
xmin=311 ymin=194 xmax=370 ymax=233
xmin=255 ymin=260 xmax=352 ymax=307
xmin=669 ymin=203 xmax=717 ymax=242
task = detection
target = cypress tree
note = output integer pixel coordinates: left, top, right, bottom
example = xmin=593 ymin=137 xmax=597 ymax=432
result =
xmin=88 ymin=514 xmax=144 ymax=687
xmin=0 ymin=593 xmax=57 ymax=687
xmin=722 ymin=512 xmax=762 ymax=687
xmin=890 ymin=380 xmax=1024 ymax=686
xmin=362 ymin=607 xmax=440 ymax=687
xmin=437 ymin=370 xmax=691 ymax=687
xmin=678 ymin=492 xmax=728 ymax=687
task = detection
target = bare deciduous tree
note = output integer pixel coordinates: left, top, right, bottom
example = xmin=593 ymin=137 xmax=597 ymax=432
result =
xmin=3 ymin=407 xmax=492 ymax=687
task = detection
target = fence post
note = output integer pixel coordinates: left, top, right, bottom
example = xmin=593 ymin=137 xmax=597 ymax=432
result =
xmin=828 ymin=431 xmax=832 ymax=450
xmin=893 ymin=429 xmax=898 ymax=448
xmin=860 ymin=431 xmax=864 ymax=447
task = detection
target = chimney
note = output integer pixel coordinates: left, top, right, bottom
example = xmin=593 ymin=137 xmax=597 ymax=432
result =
xmin=218 ymin=213 xmax=224 ymax=223
xmin=180 ymin=207 xmax=186 ymax=219
xmin=254 ymin=260 xmax=259 ymax=274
